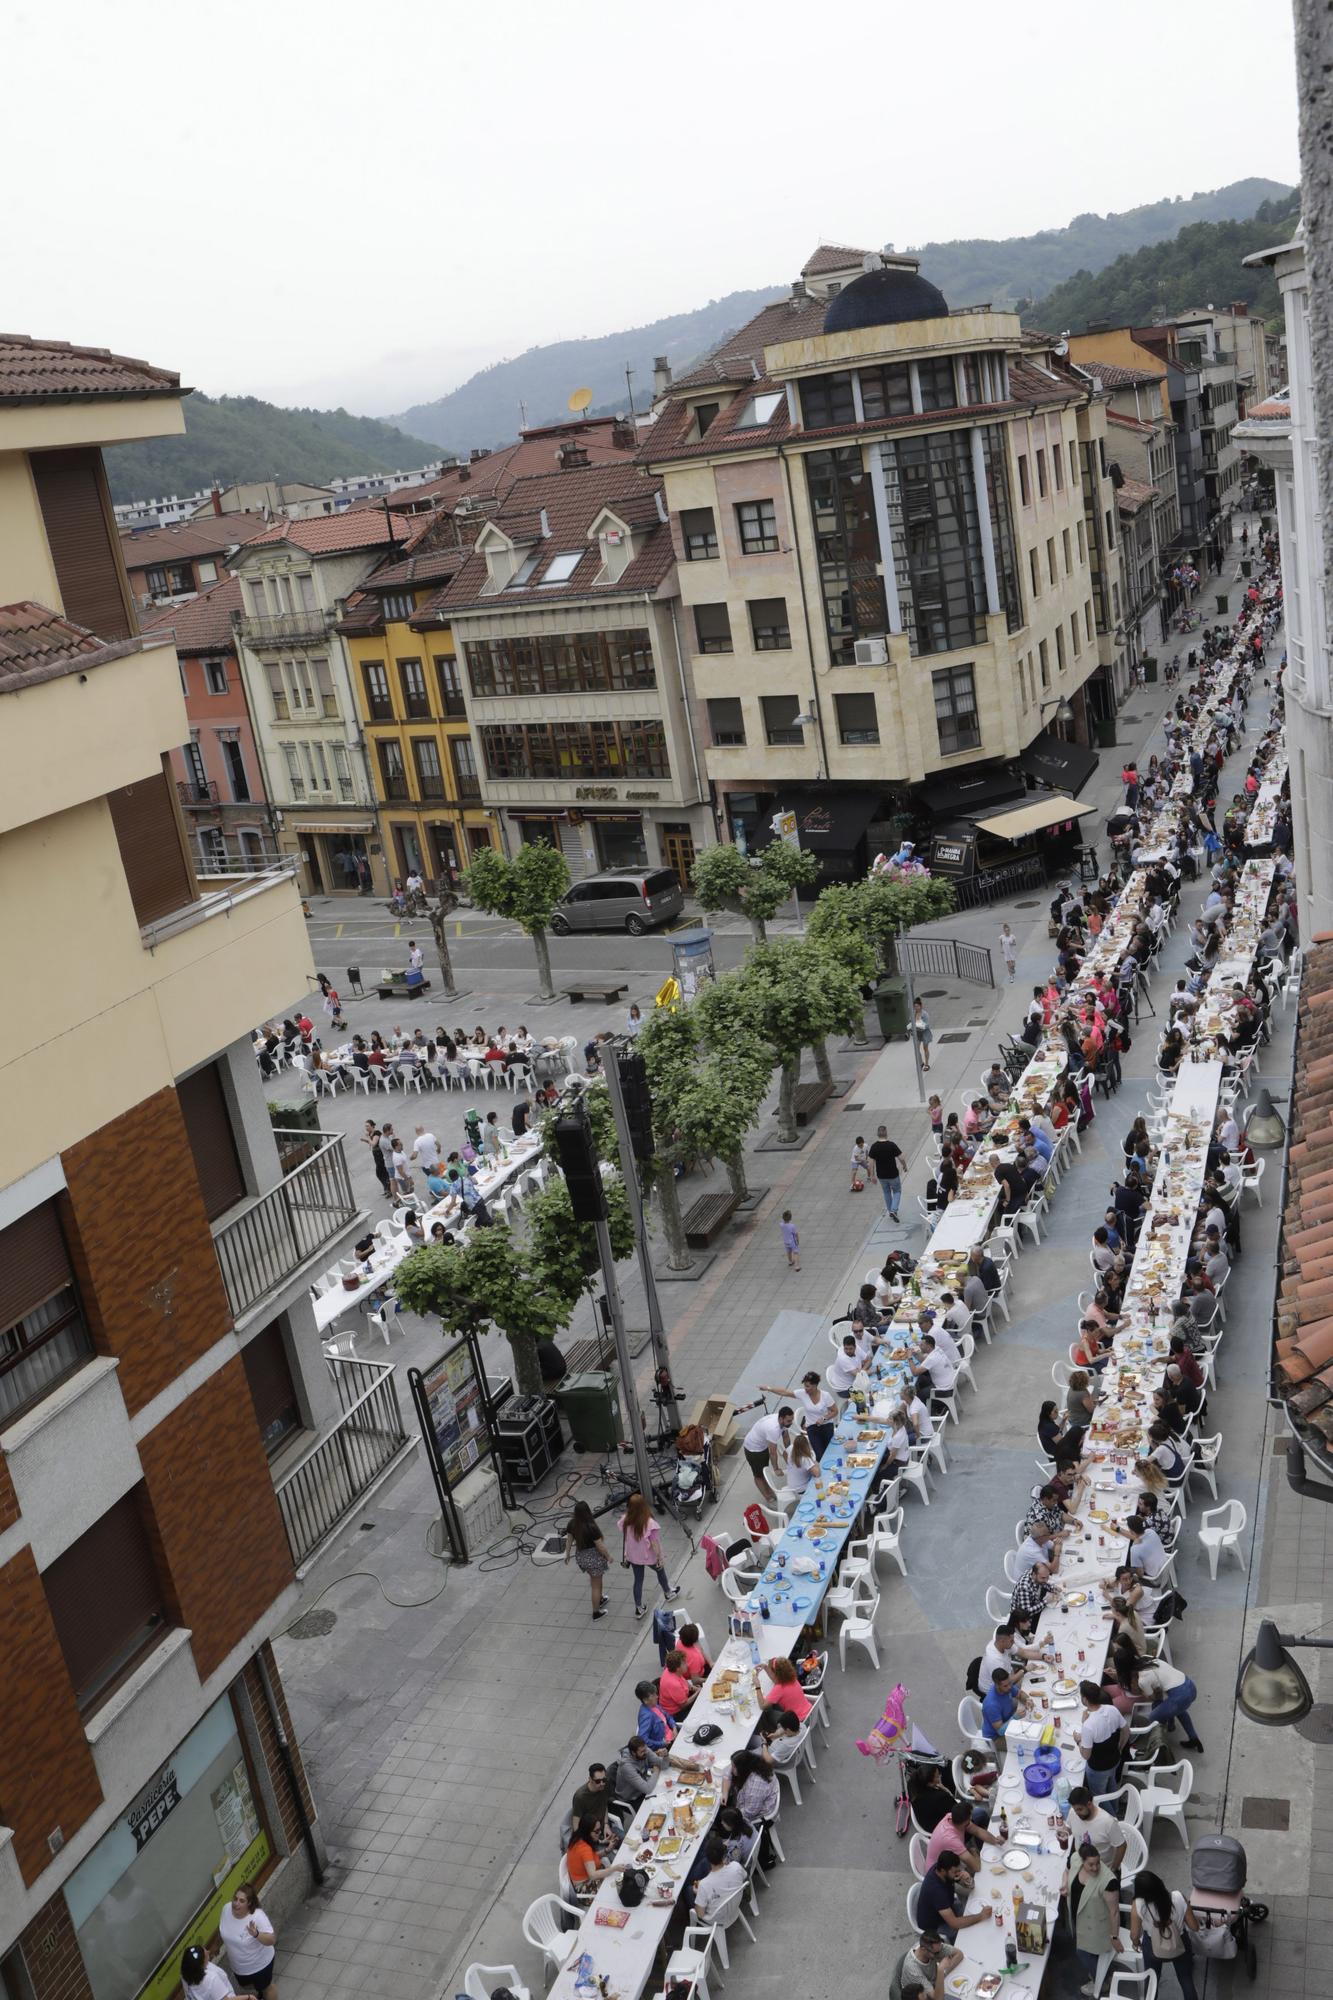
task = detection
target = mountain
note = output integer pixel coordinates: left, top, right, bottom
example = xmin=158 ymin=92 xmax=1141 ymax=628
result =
xmin=390 ymin=180 xmax=1291 ymax=454
xmin=1027 ymin=194 xmax=1301 ymax=335
xmin=906 ymin=178 xmax=1294 ymax=308
xmin=104 ymin=393 xmax=440 ymax=503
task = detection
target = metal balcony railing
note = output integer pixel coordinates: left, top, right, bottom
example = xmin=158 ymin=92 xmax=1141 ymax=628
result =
xmin=214 ymin=1132 xmax=358 ymax=1323
xmin=194 ymin=837 xmax=286 ymax=878
xmin=178 ymin=779 xmax=220 ymax=806
xmin=237 ymin=609 xmax=333 ymax=647
xmin=273 ymin=1355 xmax=413 ymax=1566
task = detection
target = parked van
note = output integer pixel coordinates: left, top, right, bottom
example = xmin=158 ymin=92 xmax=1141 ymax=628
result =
xmin=549 ymin=868 xmax=684 ymax=935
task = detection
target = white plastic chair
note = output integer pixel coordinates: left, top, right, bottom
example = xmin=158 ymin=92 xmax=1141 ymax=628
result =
xmin=908 ymin=1831 xmax=930 ymax=1878
xmin=1106 ymin=1968 xmax=1158 ymax=2000
xmin=522 ymin=1894 xmax=583 ymax=1979
xmin=1239 ymin=1156 xmax=1266 ymax=1205
xmin=464 ymin=1967 xmax=530 ymax=2000
xmin=957 ymin=1694 xmax=988 ymax=1753
xmin=1118 ymin=1822 xmax=1149 ymax=1889
xmin=803 ymin=1648 xmax=833 ymax=1728
xmin=905 ymin=1881 xmax=922 ymax=1930
xmin=868 ymin=1506 xmax=907 ymax=1577
xmin=838 ymin=1584 xmax=881 ymax=1670
xmin=1002 ymin=1548 xmax=1024 ymax=1586
xmin=700 ymin=1882 xmax=756 ymax=1966
xmin=825 ymin=1543 xmax=873 ymax=1622
xmin=1098 ymin=1783 xmax=1144 ymax=1830
xmin=984 ymin=1585 xmax=1011 ymax=1624
xmin=1133 ymin=1759 xmax=1193 ymax=1847
xmin=721 ymin=1565 xmax=760 ymax=1606
xmin=1187 ymin=1433 xmax=1222 ymax=1502
xmin=666 ymin=1926 xmax=722 ymax=2000
xmin=901 ymin=1442 xmax=936 ymax=1508
xmin=774 ymin=1719 xmax=816 ymax=1805
xmin=955 ymin=1332 xmax=978 ymax=1394
xmin=1051 ymin=1358 xmax=1075 ymax=1392
xmin=1016 ymin=1191 xmax=1047 ymax=1246
xmin=1198 ymin=1498 xmax=1247 ymax=1579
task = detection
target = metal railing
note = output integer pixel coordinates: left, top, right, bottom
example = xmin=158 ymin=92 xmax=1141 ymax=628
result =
xmin=947 ymin=855 xmax=1049 ymax=911
xmin=891 ymin=936 xmax=996 ymax=987
xmin=178 ymin=779 xmax=220 ymax=806
xmin=193 ymin=838 xmax=286 ymax=878
xmin=274 ymin=1356 xmax=412 ymax=1566
xmin=236 ymin=609 xmax=332 ymax=647
xmin=214 ymin=1132 xmax=358 ymax=1322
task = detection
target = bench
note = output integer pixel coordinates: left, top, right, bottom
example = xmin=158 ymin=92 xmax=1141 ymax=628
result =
xmin=793 ymin=1079 xmax=833 ymax=1126
xmin=562 ymin=1335 xmax=615 ymax=1376
xmin=683 ymin=1190 xmax=740 ymax=1249
xmin=562 ymin=982 xmax=628 ymax=1005
xmin=375 ymin=977 xmax=432 ymax=1000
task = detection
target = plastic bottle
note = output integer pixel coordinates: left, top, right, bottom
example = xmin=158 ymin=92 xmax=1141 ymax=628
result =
xmin=760 ymin=1595 xmax=770 ymax=1621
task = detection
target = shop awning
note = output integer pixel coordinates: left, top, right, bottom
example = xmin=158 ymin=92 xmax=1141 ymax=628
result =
xmin=291 ymin=820 xmax=375 ymax=834
xmin=917 ymin=767 xmax=1024 ymax=818
xmin=1018 ymin=733 xmax=1100 ymax=795
xmin=973 ymin=796 xmax=1098 ymax=840
xmin=770 ymin=791 xmax=879 ymax=851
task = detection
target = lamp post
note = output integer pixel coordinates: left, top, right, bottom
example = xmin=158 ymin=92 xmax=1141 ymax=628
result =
xmin=1235 ymin=1617 xmax=1333 ymax=1727
xmin=1039 ymin=696 xmax=1076 ymax=737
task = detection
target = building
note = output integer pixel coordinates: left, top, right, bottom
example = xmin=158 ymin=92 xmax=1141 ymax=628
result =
xmin=229 ymin=509 xmax=412 ymax=895
xmin=0 ymin=335 xmax=400 ymax=2000
xmin=141 ymin=576 xmax=277 ymax=878
xmin=1237 ymin=223 xmax=1330 ymax=933
xmin=437 ymin=457 xmax=710 ymax=882
xmin=1132 ymin=326 xmax=1210 ymax=568
xmin=326 ymin=461 xmax=449 ymax=507
xmin=1066 ymin=339 xmax=1186 ymax=646
xmin=386 ymin=416 xmax=639 ymax=519
xmin=339 ymin=511 xmax=494 ymax=887
xmin=1175 ymin=302 xmax=1273 ymax=411
xmin=1170 ymin=315 xmax=1243 ymax=551
xmin=639 ymin=246 xmax=1124 ymax=883
xmin=190 ymin=480 xmax=338 ymax=521
xmin=120 ymin=513 xmax=269 ymax=609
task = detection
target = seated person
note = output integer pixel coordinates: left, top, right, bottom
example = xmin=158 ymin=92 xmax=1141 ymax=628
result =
xmin=761 ymin=1656 xmax=811 ymax=1720
xmin=657 ymin=1648 xmax=700 ymax=1720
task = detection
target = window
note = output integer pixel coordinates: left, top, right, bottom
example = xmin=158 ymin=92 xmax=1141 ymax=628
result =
xmin=733 ymin=390 xmax=784 ymax=430
xmin=265 ymin=662 xmax=288 ymax=720
xmin=450 ymin=735 xmax=481 ymax=799
xmin=1052 ymin=441 xmax=1063 ymax=492
xmin=1105 ymin=508 xmax=1116 ymax=551
xmin=694 ymin=603 xmax=733 ymax=654
xmin=1061 ymin=528 xmax=1071 ymax=575
xmin=465 ymin=629 xmax=655 ymax=696
xmin=1085 ymin=600 xmax=1094 ymax=641
xmin=107 ymin=763 xmax=195 ymax=926
xmin=835 ymin=691 xmax=880 ymax=744
xmin=1036 ymin=449 xmax=1047 ymax=498
xmin=736 ymin=498 xmax=780 ymax=553
xmin=916 ymin=355 xmax=957 ymax=411
xmin=31 ymin=446 xmax=131 ymax=641
xmin=1076 ymin=518 xmax=1086 ymax=564
xmin=43 ymin=1489 xmax=167 ymax=1712
xmin=178 ymin=1059 xmax=245 ymax=1218
xmin=680 ymin=508 xmax=718 ymax=560
xmin=222 ymin=738 xmax=249 ymax=802
xmin=694 ymin=401 xmax=721 ymax=439
xmin=801 ymin=373 xmax=856 ymax=428
xmin=859 ymin=362 xmax=914 ymax=420
xmin=707 ymin=697 xmax=745 ymax=746
xmin=1071 ymin=614 xmax=1081 ymax=658
xmin=1046 ymin=538 xmax=1057 ymax=586
xmin=247 ymin=577 xmax=270 ymax=620
xmin=377 ymin=738 xmax=409 ymax=799
xmin=0 ymin=1202 xmax=94 ymax=1425
xmin=363 ymin=661 xmax=392 ymax=720
xmin=412 ymin=737 xmax=445 ymax=798
xmin=1039 ymin=639 xmax=1050 ymax=690
xmin=762 ymin=694 xmax=804 ymax=745
xmin=183 ymin=739 xmax=207 ymax=792
xmin=281 ymin=743 xmax=304 ymax=799
xmin=296 ymin=572 xmax=317 ymax=611
xmin=1018 ymin=653 xmax=1030 ymax=711
xmin=332 ymin=744 xmax=354 ymax=800
xmin=243 ymin=1319 xmax=300 ymax=1455
xmin=1055 ymin=624 xmax=1067 ymax=673
xmin=806 ymin=446 xmax=887 ymax=662
xmin=1018 ymin=454 xmax=1031 ymax=505
xmin=932 ymin=665 xmax=981 ymax=756
xmin=748 ymin=597 xmax=791 ymax=649
xmin=198 ymin=558 xmax=218 ymax=584
xmin=435 ymin=653 xmax=465 ymax=714
xmin=146 ymin=566 xmax=167 ymax=595
xmin=1112 ymin=580 xmax=1121 ymax=620
xmin=1069 ymin=441 xmax=1079 ymax=486
xmin=540 ymin=551 xmax=582 ymax=585
xmin=1028 ymin=547 xmax=1041 ymax=598
xmin=204 ymin=658 xmax=228 ymax=695
xmin=382 ymin=591 xmax=414 ymax=621
xmin=399 ymin=657 xmax=429 ymax=717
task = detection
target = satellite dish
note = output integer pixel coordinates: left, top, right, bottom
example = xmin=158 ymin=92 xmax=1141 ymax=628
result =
xmin=568 ymin=387 xmax=593 ymax=413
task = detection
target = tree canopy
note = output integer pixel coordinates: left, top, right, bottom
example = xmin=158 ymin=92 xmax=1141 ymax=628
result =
xmin=691 ymin=840 xmax=820 ymax=941
xmin=808 ymin=873 xmax=956 ymax=975
xmin=465 ymin=840 xmax=571 ymax=999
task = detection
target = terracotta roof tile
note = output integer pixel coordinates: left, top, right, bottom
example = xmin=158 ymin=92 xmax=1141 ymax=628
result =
xmin=140 ymin=575 xmax=243 ymax=654
xmin=0 ymin=601 xmax=105 ymax=671
xmin=1073 ymin=358 xmax=1166 ymax=388
xmin=390 ymin=419 xmax=636 ymax=516
xmin=1106 ymin=409 xmax=1157 ymax=436
xmin=120 ymin=513 xmax=270 ymax=571
xmin=0 ymin=334 xmax=182 ymax=403
xmin=235 ymin=510 xmax=412 ymax=558
xmin=801 ymin=242 xmax=874 ymax=277
xmin=1116 ymin=476 xmax=1159 ymax=514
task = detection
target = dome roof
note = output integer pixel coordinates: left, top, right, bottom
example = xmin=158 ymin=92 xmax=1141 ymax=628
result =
xmin=823 ymin=264 xmax=950 ymax=335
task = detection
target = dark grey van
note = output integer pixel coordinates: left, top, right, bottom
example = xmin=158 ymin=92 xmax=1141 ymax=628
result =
xmin=549 ymin=868 xmax=684 ymax=935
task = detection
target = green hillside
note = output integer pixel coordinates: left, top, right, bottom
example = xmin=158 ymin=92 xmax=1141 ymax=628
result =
xmin=104 ymin=393 xmax=440 ymax=503
xmin=1028 ymin=195 xmax=1300 ymax=334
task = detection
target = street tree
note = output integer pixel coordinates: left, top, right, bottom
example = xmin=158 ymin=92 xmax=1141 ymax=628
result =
xmin=426 ymin=889 xmax=461 ymax=999
xmin=395 ymin=1226 xmax=563 ymax=1396
xmin=636 ymin=1004 xmax=772 ymax=1264
xmin=464 ymin=840 xmax=570 ymax=1000
xmin=808 ymin=873 xmax=956 ymax=976
xmin=691 ymin=839 xmax=819 ymax=944
xmin=719 ymin=937 xmax=863 ymax=1141
xmin=522 ymin=1171 xmax=636 ymax=1312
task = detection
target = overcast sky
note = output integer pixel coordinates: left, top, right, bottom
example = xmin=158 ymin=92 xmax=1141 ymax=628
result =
xmin=8 ymin=0 xmax=1299 ymax=418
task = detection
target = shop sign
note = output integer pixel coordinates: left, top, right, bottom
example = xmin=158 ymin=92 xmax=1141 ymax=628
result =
xmin=575 ymin=785 xmax=618 ymax=800
xmin=624 ymin=790 xmax=661 ymax=802
xmin=128 ymin=1765 xmax=181 ymax=1851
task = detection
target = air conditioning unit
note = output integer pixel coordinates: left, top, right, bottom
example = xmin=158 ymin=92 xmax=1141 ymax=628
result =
xmin=853 ymin=636 xmax=889 ymax=666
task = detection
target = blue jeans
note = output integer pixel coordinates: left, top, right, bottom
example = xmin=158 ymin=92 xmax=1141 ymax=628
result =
xmin=879 ymin=1176 xmax=901 ymax=1216
xmin=1143 ymin=1938 xmax=1198 ymax=2000
xmin=630 ymin=1562 xmax=672 ymax=1610
xmin=1147 ymin=1679 xmax=1202 ymax=1746
xmin=1086 ymin=1762 xmax=1121 ymax=1799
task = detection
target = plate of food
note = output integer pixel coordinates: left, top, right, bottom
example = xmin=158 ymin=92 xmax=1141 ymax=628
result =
xmin=1001 ymin=1848 xmax=1030 ymax=1871
xmin=645 ymin=1812 xmax=666 ymax=1834
xmin=1053 ymin=1677 xmax=1077 ymax=1695
xmin=656 ymin=1836 xmax=683 ymax=1858
xmin=945 ymin=1976 xmax=971 ymax=1998
xmin=1064 ymin=1591 xmax=1088 ymax=1608
xmin=595 ymin=1907 xmax=631 ymax=1928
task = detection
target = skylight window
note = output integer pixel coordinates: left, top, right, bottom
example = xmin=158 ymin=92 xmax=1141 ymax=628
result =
xmin=506 ymin=549 xmax=542 ymax=588
xmin=733 ymin=390 xmax=784 ymax=430
xmin=540 ymin=551 xmax=582 ymax=584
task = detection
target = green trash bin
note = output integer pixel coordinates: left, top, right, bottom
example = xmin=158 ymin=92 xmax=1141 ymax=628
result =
xmin=873 ymin=977 xmax=909 ymax=1039
xmin=1216 ymin=592 xmax=1229 ymax=616
xmin=1241 ymin=559 xmax=1252 ymax=578
xmin=1142 ymin=657 xmax=1158 ymax=684
xmin=556 ymin=1371 xmax=623 ymax=1451
xmin=1094 ymin=716 xmax=1117 ymax=749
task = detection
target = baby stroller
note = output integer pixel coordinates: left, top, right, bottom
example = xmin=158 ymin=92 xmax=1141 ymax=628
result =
xmin=1189 ymin=1834 xmax=1269 ymax=1978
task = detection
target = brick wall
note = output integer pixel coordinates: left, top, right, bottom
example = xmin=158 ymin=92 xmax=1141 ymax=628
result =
xmin=0 ymin=1548 xmax=102 ymax=1884
xmin=15 ymin=1890 xmax=93 ymax=2000
xmin=240 ymin=1643 xmax=317 ymax=1852
xmin=138 ymin=1359 xmax=293 ymax=1681
xmin=60 ymin=1087 xmax=231 ymax=1417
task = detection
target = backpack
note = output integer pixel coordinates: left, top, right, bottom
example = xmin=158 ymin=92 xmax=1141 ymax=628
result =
xmin=618 ymin=1867 xmax=649 ymax=1907
xmin=965 ymin=1654 xmax=983 ymax=1697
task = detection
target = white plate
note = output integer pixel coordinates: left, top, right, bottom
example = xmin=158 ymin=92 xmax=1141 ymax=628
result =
xmin=1001 ymin=1848 xmax=1030 ymax=1871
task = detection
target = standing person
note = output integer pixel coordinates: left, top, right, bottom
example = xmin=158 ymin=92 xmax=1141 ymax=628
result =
xmin=218 ymin=1884 xmax=277 ymax=1997
xmin=411 ymin=1124 xmax=440 ymax=1175
xmin=361 ymin=1120 xmax=391 ymax=1199
xmin=1066 ymin=1842 xmax=1123 ymax=1994
xmin=780 ymin=1210 xmax=800 ymax=1271
xmin=741 ymin=1403 xmax=793 ymax=1504
xmin=626 ymin=1003 xmax=643 ymax=1036
xmin=911 ymin=998 xmax=933 ymax=1072
xmin=850 ymin=1134 xmax=870 ymax=1192
xmin=868 ymin=1125 xmax=905 ymax=1220
xmin=181 ymin=1945 xmax=238 ymax=1999
xmin=999 ymin=923 xmax=1018 ymax=982
xmin=1129 ymin=1870 xmax=1202 ymax=2000
xmin=407 ymin=939 xmax=424 ymax=972
xmin=320 ymin=980 xmax=346 ymax=1033
xmin=356 ymin=851 xmax=372 ymax=894
xmin=390 ymin=1139 xmax=414 ymax=1200
xmin=618 ymin=1492 xmax=680 ymax=1620
xmin=563 ymin=1500 xmax=613 ymax=1619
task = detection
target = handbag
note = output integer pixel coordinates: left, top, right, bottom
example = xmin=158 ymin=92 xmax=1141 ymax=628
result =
xmin=618 ymin=1868 xmax=649 ymax=1908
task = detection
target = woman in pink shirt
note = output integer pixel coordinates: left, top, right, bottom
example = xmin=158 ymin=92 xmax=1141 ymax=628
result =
xmin=618 ymin=1492 xmax=680 ymax=1620
xmin=761 ymin=1657 xmax=811 ymax=1720
xmin=658 ymin=1649 xmax=698 ymax=1718
xmin=677 ymin=1621 xmax=711 ymax=1680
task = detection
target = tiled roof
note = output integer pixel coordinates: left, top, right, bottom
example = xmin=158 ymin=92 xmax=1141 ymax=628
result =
xmin=1275 ymin=936 xmax=1333 ymax=1461
xmin=140 ymin=575 xmax=243 ymax=654
xmin=669 ymin=295 xmax=831 ymax=392
xmin=1073 ymin=358 xmax=1165 ymax=388
xmin=1105 ymin=408 xmax=1157 ymax=436
xmin=1115 ymin=476 xmax=1159 ymax=513
xmin=0 ymin=335 xmax=182 ymax=403
xmin=0 ymin=601 xmax=129 ymax=692
xmin=390 ymin=419 xmax=636 ymax=516
xmin=1005 ymin=359 xmax=1085 ymax=408
xmin=801 ymin=242 xmax=873 ymax=277
xmin=234 ymin=510 xmax=412 ymax=558
xmin=1245 ymin=393 xmax=1291 ymax=422
xmin=434 ymin=461 xmax=672 ymax=616
xmin=120 ymin=512 xmax=270 ymax=571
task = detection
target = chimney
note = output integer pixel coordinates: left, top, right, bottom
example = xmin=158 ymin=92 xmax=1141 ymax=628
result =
xmin=210 ymin=484 xmax=223 ymax=516
xmin=458 ymin=461 xmax=471 ymax=481
xmin=652 ymin=355 xmax=672 ymax=397
xmin=1232 ymin=301 xmax=1249 ymax=317
xmin=611 ymin=417 xmax=635 ymax=450
xmin=559 ymin=440 xmax=590 ymax=470
xmin=789 ymin=279 xmax=808 ymax=307
xmin=540 ymin=506 xmax=551 ymax=538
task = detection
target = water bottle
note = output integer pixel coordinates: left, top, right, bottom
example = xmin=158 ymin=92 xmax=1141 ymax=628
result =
xmin=760 ymin=1595 xmax=770 ymax=1621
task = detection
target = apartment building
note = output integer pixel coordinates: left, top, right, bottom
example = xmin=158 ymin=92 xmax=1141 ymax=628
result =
xmin=641 ymin=245 xmax=1123 ymax=880
xmin=141 ymin=577 xmax=276 ymax=880
xmin=1170 ymin=315 xmax=1243 ymax=547
xmin=120 ymin=514 xmax=268 ymax=609
xmin=1132 ymin=325 xmax=1210 ymax=565
xmin=339 ymin=511 xmax=495 ymax=887
xmin=438 ymin=458 xmax=710 ymax=883
xmin=229 ymin=510 xmax=411 ymax=895
xmin=386 ymin=415 xmax=638 ymax=519
xmin=0 ymin=337 xmax=400 ymax=2000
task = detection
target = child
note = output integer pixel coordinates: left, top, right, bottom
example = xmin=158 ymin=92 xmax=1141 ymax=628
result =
xmin=780 ymin=1211 xmax=800 ymax=1271
xmin=850 ymin=1136 xmax=869 ymax=1192
xmin=928 ymin=1093 xmax=944 ymax=1139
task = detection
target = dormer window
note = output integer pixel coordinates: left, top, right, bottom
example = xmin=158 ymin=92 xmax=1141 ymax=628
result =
xmin=694 ymin=402 xmax=721 ymax=440
xmin=733 ymin=391 xmax=784 ymax=430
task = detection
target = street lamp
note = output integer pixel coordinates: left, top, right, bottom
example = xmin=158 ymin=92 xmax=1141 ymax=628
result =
xmin=1040 ymin=697 xmax=1076 ymax=728
xmin=1235 ymin=1618 xmax=1333 ymax=1726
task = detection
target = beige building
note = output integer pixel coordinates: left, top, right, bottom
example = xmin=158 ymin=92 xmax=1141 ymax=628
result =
xmin=641 ymin=246 xmax=1125 ymax=882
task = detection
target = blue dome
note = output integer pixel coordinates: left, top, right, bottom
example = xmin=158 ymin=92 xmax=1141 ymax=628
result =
xmin=823 ymin=265 xmax=950 ymax=335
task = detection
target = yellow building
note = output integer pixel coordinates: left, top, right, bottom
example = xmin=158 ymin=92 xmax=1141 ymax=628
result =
xmin=340 ymin=515 xmax=495 ymax=888
xmin=1067 ymin=330 xmax=1172 ymax=423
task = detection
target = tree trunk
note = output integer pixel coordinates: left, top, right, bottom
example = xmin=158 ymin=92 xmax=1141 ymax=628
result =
xmin=530 ymin=924 xmax=556 ymax=1001
xmin=506 ymin=1327 xmax=542 ymax=1397
xmin=811 ymin=1036 xmax=833 ymax=1086
xmin=656 ymin=1171 xmax=695 ymax=1273
xmin=428 ymin=904 xmax=459 ymax=998
xmin=776 ymin=1056 xmax=800 ymax=1143
xmin=748 ymin=911 xmax=768 ymax=946
xmin=725 ymin=1150 xmax=749 ymax=1200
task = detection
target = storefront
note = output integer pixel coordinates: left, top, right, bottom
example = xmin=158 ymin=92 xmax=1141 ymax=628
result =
xmin=1017 ymin=733 xmax=1100 ymax=798
xmin=282 ymin=816 xmax=380 ymax=896
xmin=929 ymin=793 xmax=1097 ymax=891
xmin=735 ymin=788 xmax=882 ymax=882
xmin=503 ymin=805 xmax=705 ymax=884
xmin=63 ymin=1693 xmax=271 ymax=2000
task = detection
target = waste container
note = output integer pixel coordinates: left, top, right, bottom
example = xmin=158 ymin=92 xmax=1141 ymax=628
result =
xmin=556 ymin=1371 xmax=623 ymax=1451
xmin=1216 ymin=592 xmax=1229 ymax=616
xmin=1142 ymin=658 xmax=1158 ymax=684
xmin=1241 ymin=559 xmax=1252 ymax=579
xmin=1094 ymin=716 xmax=1117 ymax=749
xmin=873 ymin=977 xmax=909 ymax=1039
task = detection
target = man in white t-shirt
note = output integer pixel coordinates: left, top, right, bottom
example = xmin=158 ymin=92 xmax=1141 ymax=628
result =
xmin=1066 ymin=1787 xmax=1127 ymax=1872
xmin=828 ymin=1336 xmax=864 ymax=1399
xmin=911 ymin=1336 xmax=958 ymax=1405
xmin=693 ymin=1842 xmax=748 ymax=1922
xmin=742 ymin=1404 xmax=792 ymax=1502
xmin=412 ymin=1126 xmax=440 ymax=1173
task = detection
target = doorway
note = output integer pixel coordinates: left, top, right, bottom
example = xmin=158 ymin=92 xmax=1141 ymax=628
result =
xmin=427 ymin=821 xmax=459 ymax=888
xmin=392 ymin=822 xmax=425 ymax=882
xmin=301 ymin=841 xmax=325 ymax=893
xmin=661 ymin=823 xmax=696 ymax=889
xmin=466 ymin=824 xmax=493 ymax=859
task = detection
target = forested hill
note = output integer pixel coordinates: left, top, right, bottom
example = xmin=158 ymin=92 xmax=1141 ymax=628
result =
xmin=105 ymin=394 xmax=439 ymax=503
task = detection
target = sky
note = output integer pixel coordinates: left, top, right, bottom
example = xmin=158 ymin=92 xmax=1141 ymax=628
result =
xmin=7 ymin=0 xmax=1300 ymax=419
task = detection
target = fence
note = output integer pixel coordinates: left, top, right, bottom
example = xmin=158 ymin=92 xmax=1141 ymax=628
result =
xmin=274 ymin=1356 xmax=411 ymax=1566
xmin=947 ymin=855 xmax=1050 ymax=912
xmin=214 ymin=1132 xmax=358 ymax=1322
xmin=891 ymin=936 xmax=996 ymax=987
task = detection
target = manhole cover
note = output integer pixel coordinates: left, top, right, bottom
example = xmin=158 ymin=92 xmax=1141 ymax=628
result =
xmin=288 ymin=1609 xmax=338 ymax=1640
xmin=1295 ymin=1703 xmax=1333 ymax=1744
xmin=1016 ymin=900 xmax=1040 ymax=909
xmin=920 ymin=989 xmax=948 ymax=998
xmin=1240 ymin=1796 xmax=1290 ymax=1829
xmin=843 ymin=1102 xmax=865 ymax=1112
xmin=938 ymin=1031 xmax=972 ymax=1044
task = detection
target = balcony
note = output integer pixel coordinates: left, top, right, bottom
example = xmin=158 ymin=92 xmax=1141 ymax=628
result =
xmin=454 ymin=774 xmax=482 ymax=802
xmin=273 ymin=1356 xmax=414 ymax=1568
xmin=214 ymin=1131 xmax=360 ymax=1325
xmin=237 ymin=609 xmax=333 ymax=648
xmin=178 ymin=779 xmax=220 ymax=806
xmin=193 ymin=836 xmax=287 ymax=879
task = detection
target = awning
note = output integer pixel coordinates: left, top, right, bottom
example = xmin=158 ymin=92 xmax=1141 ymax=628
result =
xmin=974 ymin=796 xmax=1098 ymax=840
xmin=291 ymin=820 xmax=375 ymax=834
xmin=917 ymin=767 xmax=1024 ymax=818
xmin=1018 ymin=733 xmax=1099 ymax=795
xmin=770 ymin=791 xmax=879 ymax=851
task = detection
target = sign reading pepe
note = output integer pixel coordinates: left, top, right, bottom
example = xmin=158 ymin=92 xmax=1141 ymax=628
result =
xmin=128 ymin=1763 xmax=181 ymax=1851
